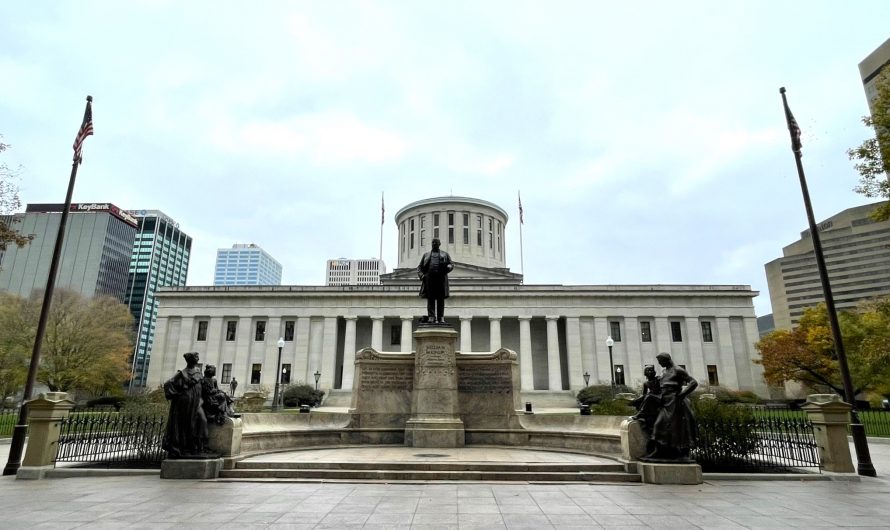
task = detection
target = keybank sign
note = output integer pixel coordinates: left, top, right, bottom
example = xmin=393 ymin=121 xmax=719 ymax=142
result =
xmin=70 ymin=203 xmax=138 ymax=227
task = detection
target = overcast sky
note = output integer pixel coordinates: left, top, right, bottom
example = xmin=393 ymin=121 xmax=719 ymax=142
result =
xmin=1 ymin=1 xmax=888 ymax=317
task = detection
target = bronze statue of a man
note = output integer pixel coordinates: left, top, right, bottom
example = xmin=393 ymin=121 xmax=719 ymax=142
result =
xmin=417 ymin=238 xmax=454 ymax=324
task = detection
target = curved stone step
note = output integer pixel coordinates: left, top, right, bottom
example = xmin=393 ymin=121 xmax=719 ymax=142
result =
xmin=234 ymin=461 xmax=626 ymax=473
xmin=219 ymin=468 xmax=640 ymax=482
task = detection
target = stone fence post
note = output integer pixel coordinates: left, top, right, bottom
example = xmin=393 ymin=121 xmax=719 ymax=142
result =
xmin=802 ymin=394 xmax=854 ymax=474
xmin=17 ymin=392 xmax=76 ymax=480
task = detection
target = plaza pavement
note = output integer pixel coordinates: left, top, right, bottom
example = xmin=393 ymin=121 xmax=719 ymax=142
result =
xmin=1 ymin=438 xmax=890 ymax=529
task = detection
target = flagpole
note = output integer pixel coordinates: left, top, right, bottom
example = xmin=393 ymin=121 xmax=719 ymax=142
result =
xmin=3 ymin=96 xmax=93 ymax=476
xmin=780 ymin=87 xmax=875 ymax=477
xmin=379 ymin=192 xmax=384 ymax=260
xmin=518 ymin=191 xmax=525 ymax=283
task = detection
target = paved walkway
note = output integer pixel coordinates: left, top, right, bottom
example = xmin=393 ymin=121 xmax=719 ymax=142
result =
xmin=2 ymin=438 xmax=890 ymax=528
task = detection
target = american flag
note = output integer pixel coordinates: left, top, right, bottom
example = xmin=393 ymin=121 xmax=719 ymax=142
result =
xmin=73 ymin=97 xmax=94 ymax=163
xmin=781 ymin=89 xmax=802 ymax=154
xmin=518 ymin=191 xmax=524 ymax=224
xmin=381 ymin=192 xmax=385 ymax=225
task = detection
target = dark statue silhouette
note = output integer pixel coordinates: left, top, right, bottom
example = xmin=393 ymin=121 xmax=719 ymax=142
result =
xmin=417 ymin=238 xmax=454 ymax=324
xmin=635 ymin=353 xmax=698 ymax=462
xmin=162 ymin=352 xmax=236 ymax=459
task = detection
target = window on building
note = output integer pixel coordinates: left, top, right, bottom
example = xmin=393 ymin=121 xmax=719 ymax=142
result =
xmin=614 ymin=365 xmax=625 ymax=386
xmin=448 ymin=212 xmax=454 ymax=225
xmin=221 ymin=363 xmax=232 ymax=384
xmin=433 ymin=227 xmax=439 ymax=239
xmin=701 ymin=321 xmax=713 ymax=342
xmin=609 ymin=321 xmax=622 ymax=342
xmin=410 ymin=232 xmax=414 ymax=249
xmin=463 ymin=213 xmax=469 ymax=226
xmin=420 ymin=229 xmax=426 ymax=247
xmin=707 ymin=365 xmax=719 ymax=386
xmin=476 ymin=214 xmax=482 ymax=228
xmin=391 ymin=325 xmax=401 ymax=345
xmin=670 ymin=321 xmax=682 ymax=342
xmin=225 ymin=321 xmax=237 ymax=341
xmin=420 ymin=216 xmax=426 ymax=228
xmin=640 ymin=321 xmax=652 ymax=342
xmin=284 ymin=320 xmax=295 ymax=341
xmin=250 ymin=364 xmax=262 ymax=384
xmin=281 ymin=363 xmax=291 ymax=385
xmin=463 ymin=227 xmax=469 ymax=245
xmin=255 ymin=321 xmax=266 ymax=341
xmin=434 ymin=213 xmax=440 ymax=226
xmin=448 ymin=227 xmax=454 ymax=244
xmin=476 ymin=230 xmax=482 ymax=246
xmin=196 ymin=320 xmax=208 ymax=341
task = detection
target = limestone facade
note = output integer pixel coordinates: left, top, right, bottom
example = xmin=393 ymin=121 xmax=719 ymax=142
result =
xmin=145 ymin=283 xmax=768 ymax=396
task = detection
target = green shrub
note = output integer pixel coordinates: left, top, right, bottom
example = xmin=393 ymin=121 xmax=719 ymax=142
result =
xmin=577 ymin=384 xmax=633 ymax=405
xmin=282 ymin=383 xmax=325 ymax=408
xmin=589 ymin=399 xmax=635 ymax=416
xmin=120 ymin=386 xmax=167 ymax=416
xmin=692 ymin=398 xmax=760 ymax=459
xmin=86 ymin=396 xmax=126 ymax=410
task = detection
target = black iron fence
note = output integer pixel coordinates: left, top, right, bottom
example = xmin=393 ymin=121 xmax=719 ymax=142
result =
xmin=55 ymin=409 xmax=167 ymax=468
xmin=0 ymin=406 xmax=19 ymax=438
xmin=693 ymin=408 xmax=821 ymax=473
xmin=858 ymin=410 xmax=890 ymax=437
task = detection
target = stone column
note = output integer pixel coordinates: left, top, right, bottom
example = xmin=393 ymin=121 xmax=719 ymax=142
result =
xmin=565 ymin=317 xmax=584 ymax=390
xmin=17 ymin=392 xmax=76 ymax=480
xmin=371 ymin=316 xmax=384 ymax=351
xmin=319 ymin=317 xmax=339 ymax=389
xmin=623 ymin=317 xmax=643 ymax=386
xmin=654 ymin=317 xmax=671 ymax=354
xmin=404 ymin=326 xmax=464 ymax=447
xmin=684 ymin=316 xmax=707 ymax=384
xmin=460 ymin=316 xmax=473 ymax=353
xmin=518 ymin=316 xmax=534 ymax=390
xmin=204 ymin=317 xmax=224 ymax=369
xmin=294 ymin=317 xmax=312 ymax=382
xmin=262 ymin=316 xmax=282 ymax=389
xmin=400 ymin=316 xmax=413 ymax=353
xmin=593 ymin=317 xmax=610 ymax=385
xmin=715 ymin=317 xmax=740 ymax=388
xmin=489 ymin=317 xmax=502 ymax=351
xmin=546 ymin=315 xmax=562 ymax=391
xmin=233 ymin=318 xmax=252 ymax=386
xmin=341 ymin=316 xmax=358 ymax=389
xmin=802 ymin=394 xmax=855 ymax=473
xmin=744 ymin=316 xmax=769 ymax=395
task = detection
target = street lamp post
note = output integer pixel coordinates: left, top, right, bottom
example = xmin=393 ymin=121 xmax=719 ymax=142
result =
xmin=272 ymin=337 xmax=284 ymax=412
xmin=583 ymin=371 xmax=590 ymax=387
xmin=605 ymin=336 xmax=615 ymax=396
xmin=314 ymin=370 xmax=321 ymax=391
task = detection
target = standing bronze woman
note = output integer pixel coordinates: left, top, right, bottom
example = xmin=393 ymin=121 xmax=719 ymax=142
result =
xmin=642 ymin=352 xmax=698 ymax=461
xmin=162 ymin=352 xmax=210 ymax=458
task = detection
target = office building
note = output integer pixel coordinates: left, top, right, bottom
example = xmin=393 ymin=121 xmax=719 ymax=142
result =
xmin=148 ymin=196 xmax=767 ymax=399
xmin=124 ymin=210 xmax=192 ymax=387
xmin=765 ymin=201 xmax=890 ymax=330
xmin=326 ymin=258 xmax=386 ymax=286
xmin=859 ymin=38 xmax=890 ymax=108
xmin=214 ymin=244 xmax=282 ymax=286
xmin=0 ymin=203 xmax=137 ymax=302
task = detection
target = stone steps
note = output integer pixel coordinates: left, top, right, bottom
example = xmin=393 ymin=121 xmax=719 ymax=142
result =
xmin=219 ymin=461 xmax=640 ymax=483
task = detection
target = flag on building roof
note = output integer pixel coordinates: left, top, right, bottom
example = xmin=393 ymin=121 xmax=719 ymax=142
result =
xmin=381 ymin=192 xmax=385 ymax=225
xmin=518 ymin=191 xmax=524 ymax=224
xmin=73 ymin=96 xmax=94 ymax=163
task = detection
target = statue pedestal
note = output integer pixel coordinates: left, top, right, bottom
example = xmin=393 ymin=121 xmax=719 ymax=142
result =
xmin=639 ymin=462 xmax=702 ymax=484
xmin=160 ymin=458 xmax=223 ymax=479
xmin=404 ymin=325 xmax=465 ymax=448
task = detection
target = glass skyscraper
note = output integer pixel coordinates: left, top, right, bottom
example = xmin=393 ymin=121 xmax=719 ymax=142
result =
xmin=214 ymin=243 xmax=282 ymax=286
xmin=125 ymin=210 xmax=191 ymax=388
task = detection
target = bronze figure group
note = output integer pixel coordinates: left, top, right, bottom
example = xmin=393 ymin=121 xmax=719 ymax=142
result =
xmin=632 ymin=353 xmax=698 ymax=462
xmin=162 ymin=352 xmax=236 ymax=459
